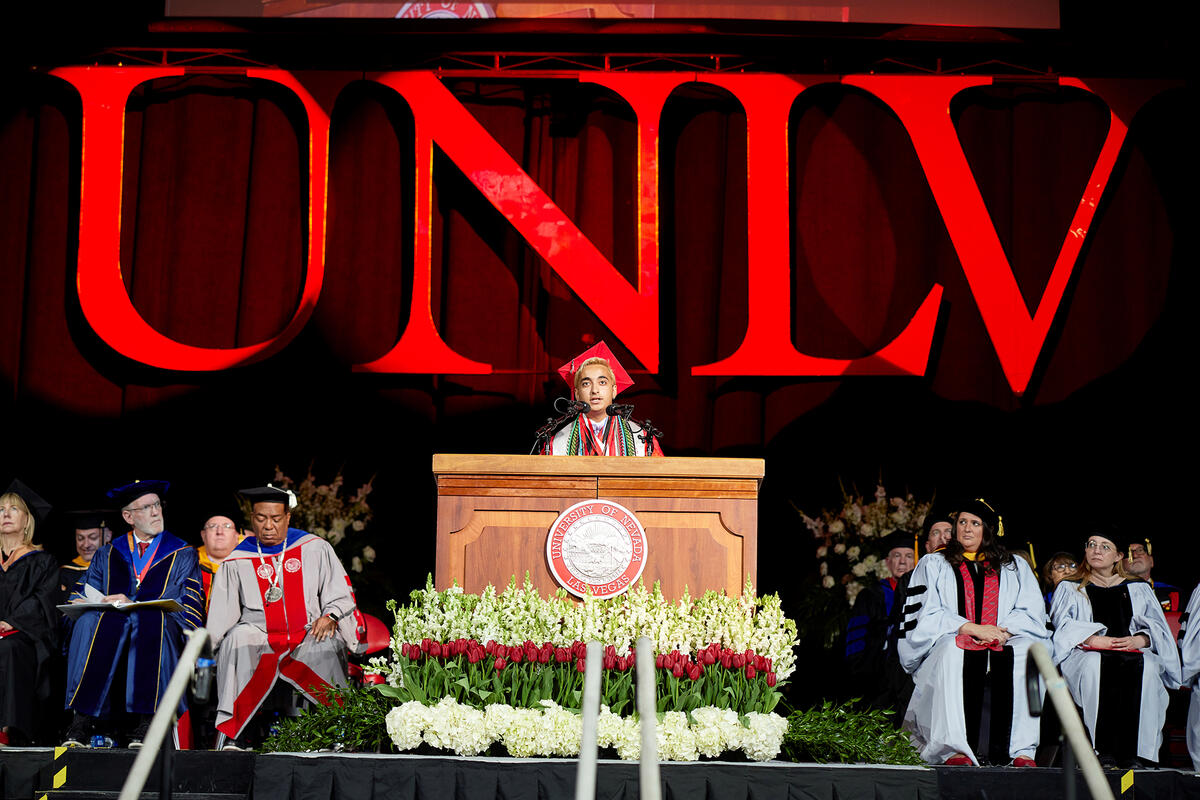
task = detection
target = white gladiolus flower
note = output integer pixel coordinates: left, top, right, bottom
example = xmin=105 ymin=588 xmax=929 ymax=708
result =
xmin=829 ymin=520 xmax=845 ymax=534
xmin=822 ymin=575 xmax=835 ymax=589
xmin=833 ymin=543 xmax=846 ymax=554
xmin=846 ymin=546 xmax=860 ymax=561
xmin=816 ymin=545 xmax=828 ymax=558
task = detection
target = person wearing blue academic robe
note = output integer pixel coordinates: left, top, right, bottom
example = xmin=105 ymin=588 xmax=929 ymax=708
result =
xmin=62 ymin=481 xmax=205 ymax=747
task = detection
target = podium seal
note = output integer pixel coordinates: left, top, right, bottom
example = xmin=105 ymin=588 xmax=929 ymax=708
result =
xmin=546 ymin=499 xmax=647 ymax=599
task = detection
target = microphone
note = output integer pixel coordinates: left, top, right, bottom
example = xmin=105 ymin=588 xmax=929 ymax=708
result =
xmin=607 ymin=403 xmax=634 ymax=419
xmin=555 ymin=397 xmax=588 ymax=415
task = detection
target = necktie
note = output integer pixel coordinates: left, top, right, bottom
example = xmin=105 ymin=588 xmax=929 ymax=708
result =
xmin=138 ymin=541 xmax=149 ymax=558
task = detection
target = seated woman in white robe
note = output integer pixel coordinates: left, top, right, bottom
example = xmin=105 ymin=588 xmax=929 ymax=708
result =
xmin=1180 ymin=583 xmax=1200 ymax=772
xmin=898 ymin=498 xmax=1048 ymax=766
xmin=1050 ymin=529 xmax=1181 ymax=767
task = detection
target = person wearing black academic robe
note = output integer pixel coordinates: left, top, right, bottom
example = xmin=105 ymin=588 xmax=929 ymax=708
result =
xmin=0 ymin=549 xmax=60 ymax=741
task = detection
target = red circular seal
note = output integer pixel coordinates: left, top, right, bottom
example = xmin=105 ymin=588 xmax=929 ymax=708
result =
xmin=395 ymin=3 xmax=495 ymax=18
xmin=284 ymin=557 xmax=302 ymax=573
xmin=546 ymin=500 xmax=647 ymax=599
xmin=256 ymin=563 xmax=274 ymax=580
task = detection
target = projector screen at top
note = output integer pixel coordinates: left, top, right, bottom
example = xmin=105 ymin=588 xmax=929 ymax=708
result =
xmin=165 ymin=0 xmax=1060 ymax=28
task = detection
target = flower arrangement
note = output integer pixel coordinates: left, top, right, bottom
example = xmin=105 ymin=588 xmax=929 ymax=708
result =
xmin=380 ymin=638 xmax=782 ymax=716
xmin=793 ymin=483 xmax=932 ymax=648
xmin=360 ymin=575 xmax=798 ymax=761
xmin=384 ymin=697 xmax=789 ymax=761
xmin=377 ymin=575 xmax=797 ymax=682
xmin=801 ymin=483 xmax=930 ymax=607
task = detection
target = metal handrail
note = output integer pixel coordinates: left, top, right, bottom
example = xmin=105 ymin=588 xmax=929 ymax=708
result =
xmin=118 ymin=628 xmax=213 ymax=800
xmin=1025 ymin=642 xmax=1114 ymax=800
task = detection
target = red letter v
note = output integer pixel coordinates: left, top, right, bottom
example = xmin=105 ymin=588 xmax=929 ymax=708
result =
xmin=848 ymin=76 xmax=1157 ymax=395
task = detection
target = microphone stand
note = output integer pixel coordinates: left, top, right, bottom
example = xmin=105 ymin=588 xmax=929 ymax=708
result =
xmin=631 ymin=416 xmax=664 ymax=455
xmin=606 ymin=404 xmax=664 ymax=456
xmin=531 ymin=399 xmax=587 ymax=454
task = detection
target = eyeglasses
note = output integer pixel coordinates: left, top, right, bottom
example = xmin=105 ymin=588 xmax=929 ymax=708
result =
xmin=1084 ymin=540 xmax=1114 ymax=552
xmin=127 ymin=500 xmax=162 ymax=514
xmin=1052 ymin=562 xmax=1077 ymax=572
xmin=204 ymin=521 xmax=236 ymax=531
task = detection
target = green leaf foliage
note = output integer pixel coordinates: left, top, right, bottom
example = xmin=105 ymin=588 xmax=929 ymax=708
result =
xmin=780 ymin=701 xmax=924 ymax=766
xmin=260 ymin=686 xmax=394 ymax=754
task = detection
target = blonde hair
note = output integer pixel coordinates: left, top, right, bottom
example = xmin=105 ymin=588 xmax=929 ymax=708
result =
xmin=0 ymin=492 xmax=35 ymax=544
xmin=573 ymin=357 xmax=616 ymax=397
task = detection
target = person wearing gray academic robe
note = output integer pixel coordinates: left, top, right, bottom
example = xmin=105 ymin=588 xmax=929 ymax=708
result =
xmin=1175 ymin=583 xmax=1200 ymax=770
xmin=1050 ymin=579 xmax=1180 ymax=764
xmin=206 ymin=528 xmax=363 ymax=740
xmin=898 ymin=552 xmax=1048 ymax=765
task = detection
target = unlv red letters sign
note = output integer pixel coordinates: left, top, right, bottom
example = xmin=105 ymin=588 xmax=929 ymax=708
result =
xmin=49 ymin=67 xmax=1162 ymax=395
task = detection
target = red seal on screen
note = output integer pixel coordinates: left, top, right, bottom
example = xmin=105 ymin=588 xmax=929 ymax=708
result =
xmin=546 ymin=500 xmax=647 ymax=599
xmin=395 ymin=3 xmax=495 ymax=18
xmin=284 ymin=558 xmax=302 ymax=573
xmin=256 ymin=563 xmax=274 ymax=580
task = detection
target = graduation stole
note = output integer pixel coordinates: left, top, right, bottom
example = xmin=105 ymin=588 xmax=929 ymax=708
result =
xmin=955 ymin=558 xmax=1003 ymax=651
xmin=566 ymin=414 xmax=636 ymax=455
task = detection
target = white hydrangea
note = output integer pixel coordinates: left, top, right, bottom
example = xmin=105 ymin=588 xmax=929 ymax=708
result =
xmin=741 ymin=712 xmax=789 ymax=761
xmin=385 ymin=701 xmax=430 ymax=751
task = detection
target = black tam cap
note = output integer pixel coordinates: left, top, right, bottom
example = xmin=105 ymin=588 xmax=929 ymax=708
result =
xmin=879 ymin=529 xmax=916 ymax=556
xmin=107 ymin=480 xmax=169 ymax=508
xmin=922 ymin=501 xmax=953 ymax=537
xmin=3 ymin=479 xmax=52 ymax=526
xmin=238 ymin=485 xmax=297 ymax=509
xmin=65 ymin=509 xmax=112 ymax=531
xmin=953 ymin=497 xmax=1004 ymax=537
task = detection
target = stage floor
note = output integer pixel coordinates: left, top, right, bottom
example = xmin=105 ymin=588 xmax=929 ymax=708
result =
xmin=3 ymin=748 xmax=1198 ymax=800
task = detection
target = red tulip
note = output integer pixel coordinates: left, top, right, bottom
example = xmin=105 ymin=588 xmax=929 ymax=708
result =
xmin=509 ymin=649 xmax=523 ymax=664
xmin=576 ymin=659 xmax=587 ymax=673
xmin=688 ymin=664 xmax=703 ymax=681
xmin=672 ymin=663 xmax=685 ymax=678
xmin=766 ymin=672 xmax=777 ymax=687
xmin=494 ymin=657 xmax=507 ymax=671
xmin=655 ymin=654 xmax=666 ymax=669
xmin=745 ymin=665 xmax=757 ymax=680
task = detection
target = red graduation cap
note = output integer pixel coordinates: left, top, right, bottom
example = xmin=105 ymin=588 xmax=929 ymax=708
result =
xmin=555 ymin=340 xmax=634 ymax=399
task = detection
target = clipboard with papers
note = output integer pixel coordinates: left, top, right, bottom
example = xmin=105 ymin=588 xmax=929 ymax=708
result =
xmin=56 ymin=582 xmax=184 ymax=618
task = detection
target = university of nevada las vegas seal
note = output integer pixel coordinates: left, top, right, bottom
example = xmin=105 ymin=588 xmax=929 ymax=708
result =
xmin=546 ymin=500 xmax=647 ymax=599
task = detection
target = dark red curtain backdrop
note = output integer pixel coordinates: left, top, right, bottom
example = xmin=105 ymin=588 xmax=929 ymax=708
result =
xmin=0 ymin=71 xmax=1190 ymax=599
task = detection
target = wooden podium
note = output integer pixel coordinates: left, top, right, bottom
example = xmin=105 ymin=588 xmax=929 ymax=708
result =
xmin=433 ymin=454 xmax=764 ymax=600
